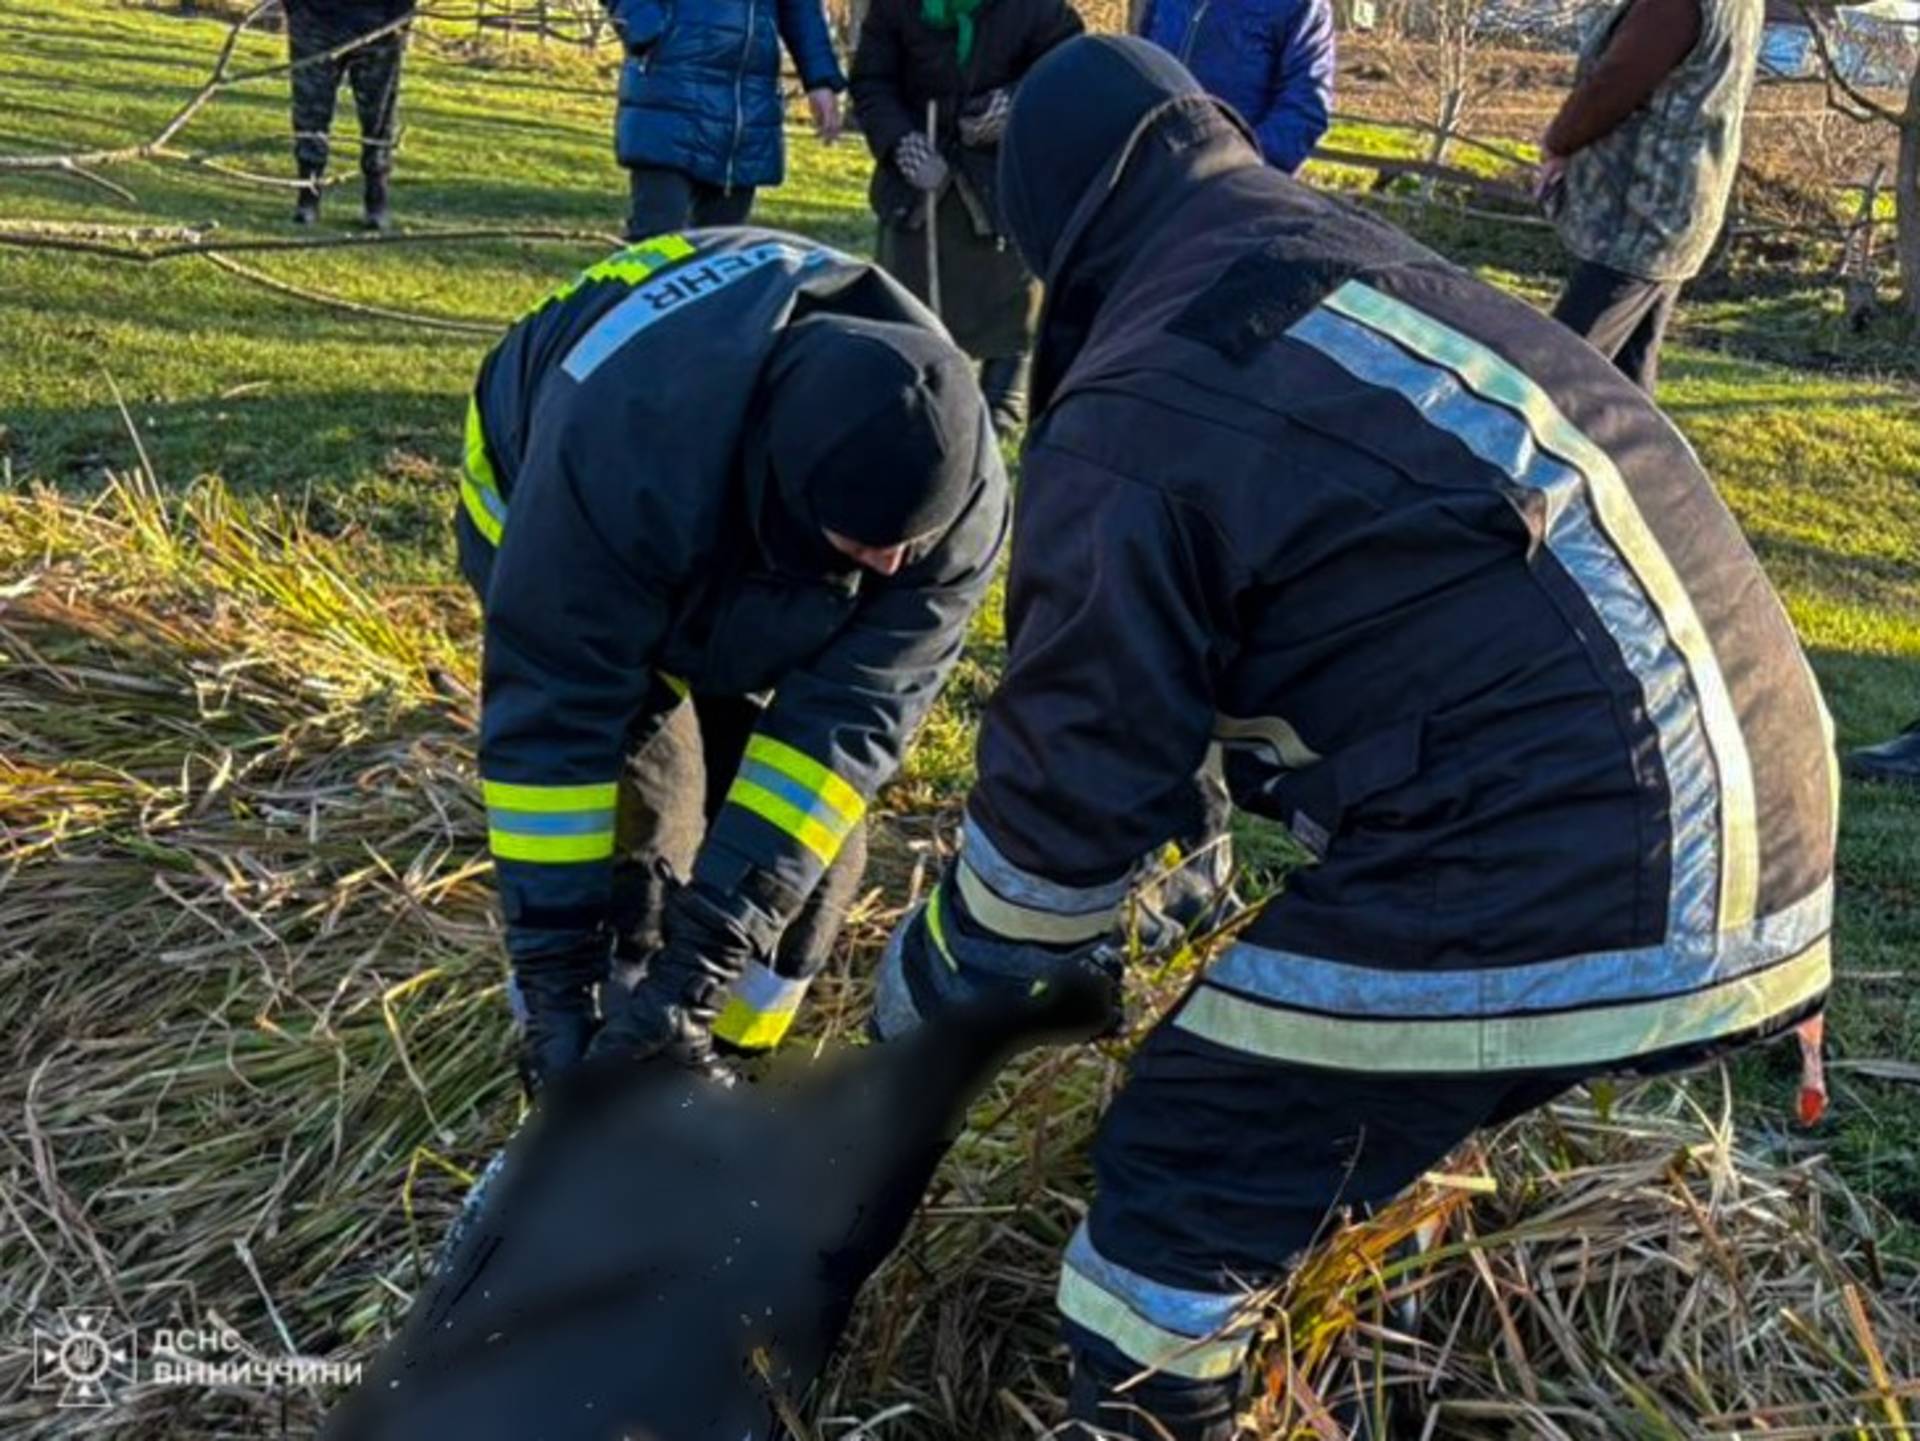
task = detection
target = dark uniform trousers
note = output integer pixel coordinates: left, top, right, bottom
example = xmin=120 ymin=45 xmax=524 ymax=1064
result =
xmin=287 ymin=0 xmax=410 ymax=178
xmin=1550 ymin=260 xmax=1681 ymax=394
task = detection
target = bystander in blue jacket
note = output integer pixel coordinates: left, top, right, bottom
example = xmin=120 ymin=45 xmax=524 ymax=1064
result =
xmin=1137 ymin=0 xmax=1334 ymax=173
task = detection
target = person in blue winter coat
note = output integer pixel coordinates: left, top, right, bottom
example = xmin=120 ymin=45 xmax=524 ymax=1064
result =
xmin=1137 ymin=0 xmax=1334 ymax=173
xmin=606 ymin=0 xmax=849 ymax=241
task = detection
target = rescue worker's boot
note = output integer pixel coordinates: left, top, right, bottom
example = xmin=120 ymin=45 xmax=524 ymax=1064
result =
xmin=292 ymin=163 xmax=323 ymax=226
xmin=362 ymin=169 xmax=392 ymax=232
xmin=980 ymin=353 xmax=1032 ymax=436
xmin=1065 ymin=1353 xmax=1238 ymax=1441
xmin=1846 ymin=719 xmax=1920 ymax=786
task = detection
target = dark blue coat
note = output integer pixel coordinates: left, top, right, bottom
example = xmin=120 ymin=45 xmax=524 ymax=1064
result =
xmin=1138 ymin=0 xmax=1334 ymax=173
xmin=608 ymin=0 xmax=847 ymax=189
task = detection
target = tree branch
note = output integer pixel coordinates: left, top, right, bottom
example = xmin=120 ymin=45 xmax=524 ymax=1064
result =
xmin=1794 ymin=0 xmax=1910 ymax=129
xmin=199 ymin=253 xmax=501 ymax=336
xmin=0 ymin=223 xmax=624 ymax=262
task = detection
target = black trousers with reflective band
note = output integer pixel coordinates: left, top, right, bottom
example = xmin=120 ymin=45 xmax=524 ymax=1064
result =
xmin=1062 ymin=1030 xmax=1568 ymax=1440
xmin=1550 ymin=259 xmax=1682 ymax=394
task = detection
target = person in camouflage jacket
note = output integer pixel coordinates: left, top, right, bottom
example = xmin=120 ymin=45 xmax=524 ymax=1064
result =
xmin=1537 ymin=0 xmax=1763 ymax=391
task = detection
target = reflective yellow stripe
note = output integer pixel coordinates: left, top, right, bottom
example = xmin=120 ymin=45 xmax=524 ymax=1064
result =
xmin=1214 ymin=713 xmax=1321 ymax=768
xmin=1176 ymin=939 xmax=1830 ymax=1073
xmin=712 ymin=997 xmax=801 ymax=1051
xmin=1322 ymin=281 xmax=1759 ymax=929
xmin=460 ymin=474 xmax=504 ymax=546
xmin=461 ymin=395 xmax=506 ymax=545
xmin=954 ymin=855 xmax=1115 ymax=945
xmin=483 ymin=780 xmax=619 ymax=813
xmin=924 ymin=882 xmax=958 ymax=971
xmin=726 ymin=778 xmax=843 ymax=865
xmin=659 ymin=672 xmax=691 ymax=701
xmin=545 ymin=234 xmax=698 ymax=309
xmin=744 ymin=735 xmax=865 ymax=830
xmin=487 ymin=829 xmax=616 ymax=864
xmin=1056 ymin=1268 xmax=1250 ymax=1382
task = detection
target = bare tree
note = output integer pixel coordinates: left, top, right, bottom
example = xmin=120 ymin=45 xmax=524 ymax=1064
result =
xmin=1795 ymin=2 xmax=1920 ymax=321
xmin=1375 ymin=0 xmax=1486 ymax=172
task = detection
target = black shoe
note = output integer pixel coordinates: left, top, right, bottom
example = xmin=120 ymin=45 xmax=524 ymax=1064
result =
xmin=292 ymin=164 xmax=323 ymax=226
xmin=1845 ymin=721 xmax=1920 ymax=786
xmin=980 ymin=354 xmax=1031 ymax=437
xmin=362 ymin=172 xmax=392 ymax=232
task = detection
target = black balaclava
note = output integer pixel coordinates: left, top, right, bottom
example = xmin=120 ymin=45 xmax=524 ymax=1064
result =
xmin=998 ymin=35 xmax=1261 ymax=413
xmin=758 ymin=314 xmax=983 ymax=567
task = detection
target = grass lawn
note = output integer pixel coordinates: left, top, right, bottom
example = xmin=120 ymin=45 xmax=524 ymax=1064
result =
xmin=2 ymin=0 xmax=1917 ymax=1421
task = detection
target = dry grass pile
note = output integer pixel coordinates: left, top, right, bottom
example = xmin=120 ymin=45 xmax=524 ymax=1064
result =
xmin=0 ymin=481 xmax=1914 ymax=1439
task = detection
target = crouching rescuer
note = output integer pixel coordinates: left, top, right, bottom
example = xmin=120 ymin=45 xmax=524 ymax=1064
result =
xmin=873 ymin=38 xmax=1841 ymax=1441
xmin=457 ymin=228 xmax=1006 ymax=1090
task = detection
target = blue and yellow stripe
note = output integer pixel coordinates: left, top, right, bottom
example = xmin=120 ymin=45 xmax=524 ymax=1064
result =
xmin=724 ymin=735 xmax=865 ymax=866
xmin=483 ymin=779 xmax=619 ymax=865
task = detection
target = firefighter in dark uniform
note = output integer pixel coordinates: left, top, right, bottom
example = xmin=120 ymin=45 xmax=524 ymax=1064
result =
xmin=873 ymin=38 xmax=1840 ymax=1440
xmin=459 ymin=227 xmax=1006 ymax=1089
xmin=286 ymin=0 xmax=415 ymax=229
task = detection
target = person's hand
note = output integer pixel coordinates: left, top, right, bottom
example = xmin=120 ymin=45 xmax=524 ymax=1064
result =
xmin=893 ymin=131 xmax=949 ymax=193
xmin=510 ymin=941 xmax=609 ymax=1096
xmin=588 ymin=884 xmax=754 ymax=1083
xmin=958 ymin=88 xmax=1013 ymax=148
xmin=809 ymin=87 xmax=843 ymax=145
xmin=1533 ymin=149 xmax=1568 ymax=205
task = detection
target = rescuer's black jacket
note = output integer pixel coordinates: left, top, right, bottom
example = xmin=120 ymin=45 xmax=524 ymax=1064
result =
xmin=458 ymin=229 xmax=1008 ymax=966
xmin=880 ymin=50 xmax=1837 ymax=1079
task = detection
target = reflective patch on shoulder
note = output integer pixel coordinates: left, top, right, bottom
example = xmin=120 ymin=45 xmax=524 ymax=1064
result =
xmin=561 ymin=241 xmax=829 ymax=380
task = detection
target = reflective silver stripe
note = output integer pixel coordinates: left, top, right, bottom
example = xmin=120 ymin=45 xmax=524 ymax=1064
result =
xmin=1177 ymin=936 xmax=1830 ymax=1073
xmin=960 ymin=813 xmax=1133 ymax=919
xmin=561 ymin=241 xmax=830 ymax=380
xmin=1214 ymin=713 xmax=1321 ymax=769
xmin=1291 ymin=297 xmax=1721 ymax=944
xmin=1058 ymin=1223 xmax=1255 ymax=1381
xmin=1205 ymin=880 xmax=1831 ymax=1019
xmin=1312 ymin=281 xmax=1759 ymax=932
xmin=954 ymin=859 xmax=1115 ymax=945
xmin=726 ymin=957 xmax=810 ymax=1016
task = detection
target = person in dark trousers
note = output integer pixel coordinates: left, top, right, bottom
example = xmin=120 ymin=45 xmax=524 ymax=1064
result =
xmin=1538 ymin=0 xmax=1764 ymax=391
xmin=1847 ymin=719 xmax=1920 ymax=786
xmin=873 ymin=38 xmax=1839 ymax=1440
xmin=286 ymin=0 xmax=414 ymax=229
xmin=1136 ymin=0 xmax=1334 ymax=174
xmin=851 ymin=0 xmax=1084 ymax=434
xmin=457 ymin=228 xmax=1006 ymax=1089
xmin=606 ymin=0 xmax=848 ymax=242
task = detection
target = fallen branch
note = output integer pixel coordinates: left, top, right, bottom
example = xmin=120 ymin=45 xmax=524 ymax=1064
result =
xmin=199 ymin=251 xmax=502 ymax=336
xmin=0 ymin=223 xmax=623 ymax=262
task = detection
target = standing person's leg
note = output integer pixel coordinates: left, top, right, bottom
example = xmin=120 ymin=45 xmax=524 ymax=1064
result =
xmin=626 ymin=167 xmax=700 ymax=242
xmin=286 ymin=2 xmax=344 ymax=224
xmin=689 ymin=181 xmax=757 ymax=227
xmin=690 ymin=695 xmax=869 ymax=1053
xmin=1550 ymin=260 xmax=1675 ymax=393
xmin=1060 ymin=1021 xmax=1568 ymax=1440
xmin=1611 ymin=280 xmax=1681 ymax=393
xmin=344 ymin=13 xmax=409 ymax=230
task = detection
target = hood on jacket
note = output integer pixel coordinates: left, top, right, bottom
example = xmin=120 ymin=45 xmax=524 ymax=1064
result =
xmin=753 ymin=313 xmax=985 ymax=572
xmin=996 ymin=34 xmax=1262 ymax=414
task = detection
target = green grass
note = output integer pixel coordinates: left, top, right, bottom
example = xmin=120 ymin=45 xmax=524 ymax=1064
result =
xmin=3 ymin=0 xmax=1917 ymax=1222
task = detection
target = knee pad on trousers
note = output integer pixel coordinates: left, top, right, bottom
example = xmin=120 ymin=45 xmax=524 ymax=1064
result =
xmin=1066 ymin=1349 xmax=1239 ymax=1441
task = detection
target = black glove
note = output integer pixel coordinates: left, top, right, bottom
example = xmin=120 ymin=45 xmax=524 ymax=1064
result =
xmin=511 ymin=939 xmax=609 ymax=1096
xmin=589 ymin=882 xmax=754 ymax=1083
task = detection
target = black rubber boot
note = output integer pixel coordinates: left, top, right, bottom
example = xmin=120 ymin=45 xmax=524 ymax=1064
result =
xmin=1846 ymin=721 xmax=1920 ymax=786
xmin=292 ymin=164 xmax=323 ymax=226
xmin=362 ymin=170 xmax=392 ymax=232
xmin=980 ymin=354 xmax=1032 ymax=436
xmin=1065 ymin=1353 xmax=1238 ymax=1441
